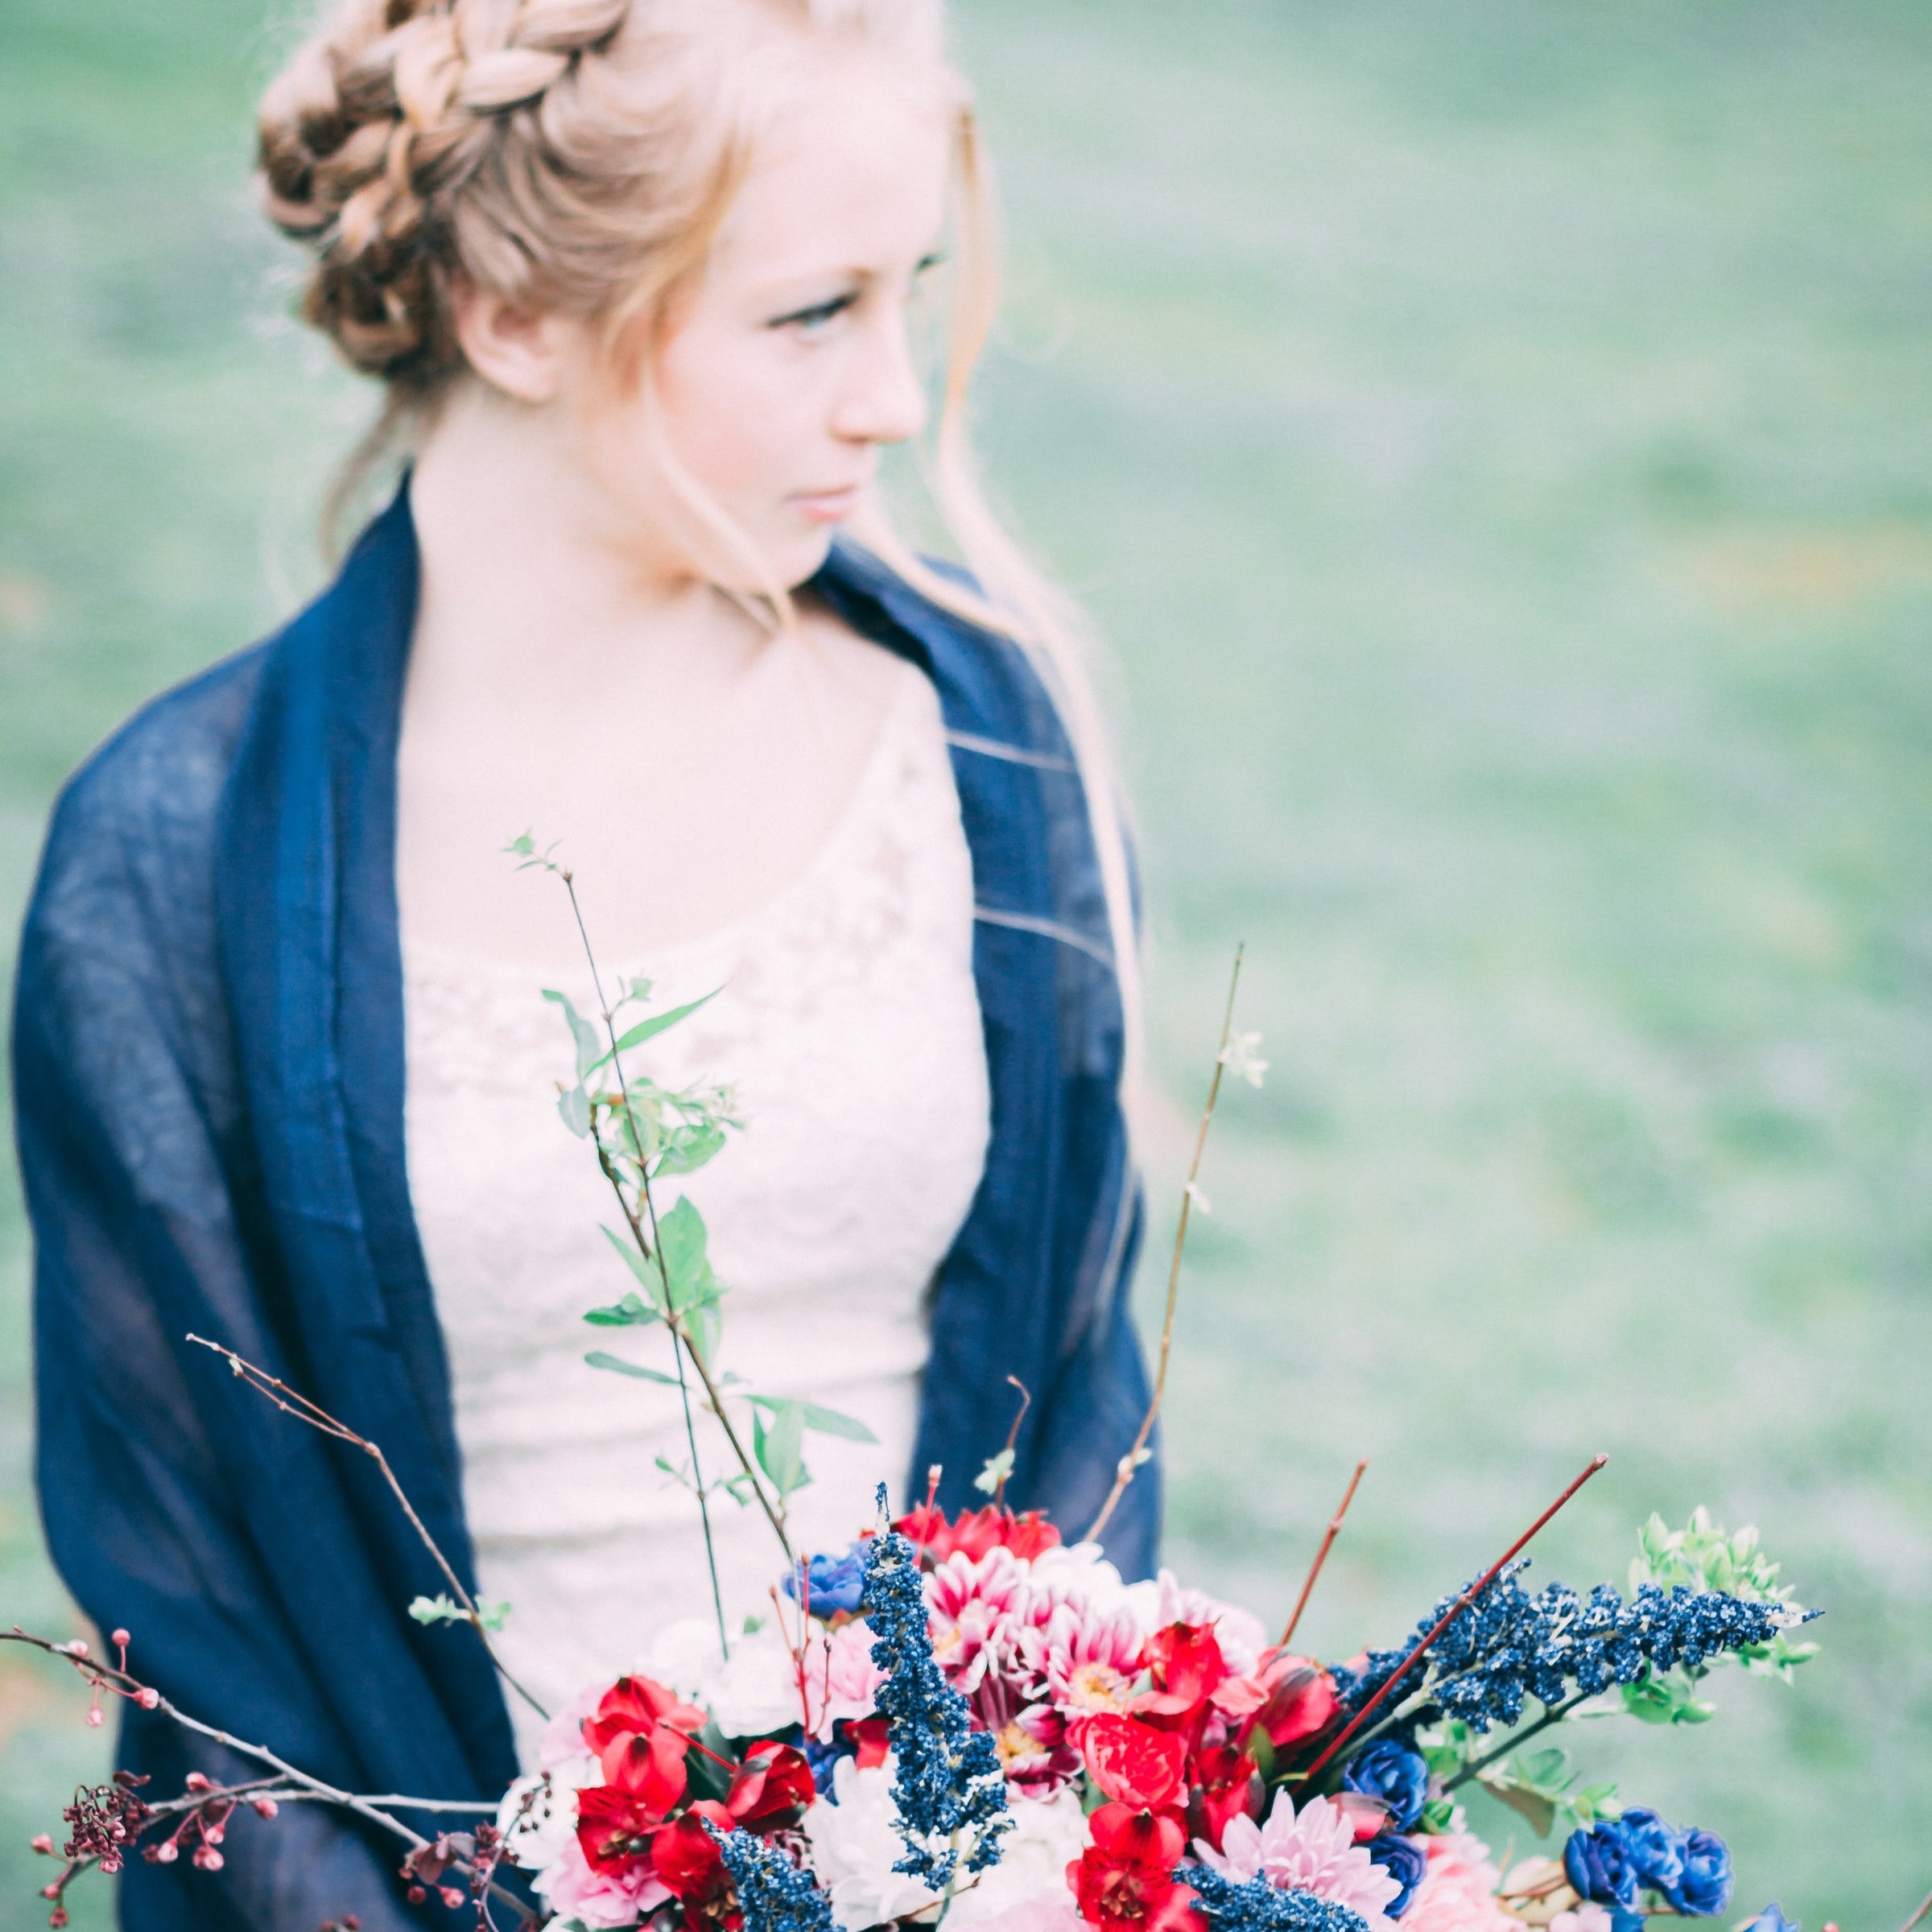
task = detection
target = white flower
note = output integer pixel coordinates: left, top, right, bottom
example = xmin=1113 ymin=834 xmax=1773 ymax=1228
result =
xmin=1220 ymin=1030 xmax=1268 ymax=1088
xmin=1022 ymin=1542 xmax=1132 ymax=1621
xmin=704 ymin=1624 xmax=806 ymax=1738
xmin=803 ymin=1757 xmax=944 ymax=1928
xmin=642 ymin=1616 xmax=726 ymax=1699
xmin=947 ymin=1786 xmax=1092 ymax=1927
xmin=497 ymin=1750 xmax=597 ymax=1877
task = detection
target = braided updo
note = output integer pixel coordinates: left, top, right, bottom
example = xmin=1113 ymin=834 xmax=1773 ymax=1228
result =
xmin=258 ymin=0 xmax=950 ymax=396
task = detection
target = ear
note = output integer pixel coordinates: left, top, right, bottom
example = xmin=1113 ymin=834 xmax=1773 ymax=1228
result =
xmin=448 ymin=277 xmax=576 ymax=404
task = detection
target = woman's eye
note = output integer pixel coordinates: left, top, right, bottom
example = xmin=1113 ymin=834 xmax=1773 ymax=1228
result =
xmin=772 ymin=293 xmax=856 ymax=336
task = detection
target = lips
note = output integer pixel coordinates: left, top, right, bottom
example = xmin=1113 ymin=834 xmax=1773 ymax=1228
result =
xmin=790 ymin=477 xmax=870 ymax=523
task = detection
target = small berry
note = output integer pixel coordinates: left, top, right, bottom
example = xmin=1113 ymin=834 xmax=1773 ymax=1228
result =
xmin=65 ymin=1641 xmax=89 ymax=1660
xmin=85 ymin=1707 xmax=103 ymax=1728
xmin=153 ymin=1839 xmax=180 ymax=1864
xmin=184 ymin=1772 xmax=212 ymax=1793
xmin=50 ymin=1909 xmax=70 ymax=1930
xmin=30 ymin=1834 xmax=53 ymax=1856
xmin=192 ymin=1845 xmax=224 ymax=1872
xmin=253 ymin=1797 xmax=279 ymax=1819
xmin=440 ymin=1887 xmax=464 ymax=1909
xmin=407 ymin=1884 xmax=427 ymax=1904
xmin=137 ymin=1686 xmax=160 ymax=1710
xmin=111 ymin=1629 xmax=130 ymax=1649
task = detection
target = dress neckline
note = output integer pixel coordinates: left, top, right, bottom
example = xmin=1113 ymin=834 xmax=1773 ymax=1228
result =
xmin=406 ymin=663 xmax=936 ymax=989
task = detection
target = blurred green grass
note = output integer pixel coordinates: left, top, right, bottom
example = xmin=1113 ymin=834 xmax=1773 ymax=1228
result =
xmin=2 ymin=1 xmax=1928 ymax=1926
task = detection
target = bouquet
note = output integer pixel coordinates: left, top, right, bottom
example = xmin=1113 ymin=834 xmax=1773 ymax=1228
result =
xmin=12 ymin=871 xmax=1828 ymax=1932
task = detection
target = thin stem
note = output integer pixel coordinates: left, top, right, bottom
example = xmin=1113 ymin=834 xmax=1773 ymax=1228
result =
xmin=993 ymin=1377 xmax=1030 ymax=1510
xmin=2 ymin=1630 xmax=534 ymax=1924
xmin=1441 ymin=1689 xmax=1593 ymax=1794
xmin=184 ymin=1336 xmax=548 ymax=1722
xmin=1280 ymin=1459 xmax=1368 ymax=1650
xmin=1084 ymin=944 xmax=1245 ymax=1546
xmin=563 ymin=873 xmax=777 ymax=1641
xmin=1898 ymin=1889 xmax=1932 ymax=1932
xmin=1302 ymin=1452 xmax=1610 ymax=1782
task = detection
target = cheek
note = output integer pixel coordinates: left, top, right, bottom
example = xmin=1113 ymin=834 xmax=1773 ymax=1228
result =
xmin=652 ymin=326 xmax=815 ymax=506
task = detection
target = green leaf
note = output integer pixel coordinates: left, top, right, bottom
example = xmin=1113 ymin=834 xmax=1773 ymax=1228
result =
xmin=656 ymin=1121 xmax=728 ymax=1178
xmin=753 ymin=1397 xmax=809 ymax=1496
xmin=408 ymin=1592 xmax=509 ymax=1634
xmin=747 ymin=1393 xmax=878 ymax=1444
xmin=1418 ymin=1796 xmax=1456 ymax=1835
xmin=589 ymin=989 xmax=722 ymax=1072
xmin=543 ymin=989 xmax=605 ymax=1082
xmin=586 ymin=1350 xmax=682 ymax=1385
xmin=601 ymin=1224 xmax=671 ymax=1314
xmin=1485 ymin=1780 xmax=1557 ymax=1839
xmin=656 ymin=1197 xmax=725 ymax=1323
xmin=584 ymin=1290 xmax=661 ymax=1328
xmin=975 ymin=1448 xmax=1015 ymax=1495
xmin=558 ymin=1083 xmax=592 ymax=1138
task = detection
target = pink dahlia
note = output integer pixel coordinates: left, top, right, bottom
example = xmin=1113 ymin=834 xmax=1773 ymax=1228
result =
xmin=1402 ymin=1832 xmax=1517 ymax=1932
xmin=1198 ymin=1793 xmax=1401 ymax=1932
xmin=1022 ymin=1600 xmax=1147 ymax=1716
xmin=928 ymin=1547 xmax=1030 ymax=1692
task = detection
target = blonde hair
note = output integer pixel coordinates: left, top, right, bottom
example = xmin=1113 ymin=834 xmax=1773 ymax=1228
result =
xmin=258 ymin=0 xmax=1141 ymax=1090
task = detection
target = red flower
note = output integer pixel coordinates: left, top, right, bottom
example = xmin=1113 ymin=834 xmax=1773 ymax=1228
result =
xmin=1077 ymin=1713 xmax=1187 ymax=1814
xmin=1067 ymin=1803 xmax=1197 ymax=1932
xmin=846 ymin=1715 xmax=890 ymax=1769
xmin=725 ymin=1742 xmax=814 ymax=1831
xmin=574 ymin=1725 xmax=692 ymax=1876
xmin=1136 ymin=1624 xmax=1230 ymax=1727
xmin=584 ymin=1674 xmax=708 ymax=1784
xmin=895 ymin=1504 xmax=1062 ymax=1565
xmin=1184 ymin=1746 xmax=1260 ymax=1852
xmin=652 ymin=1802 xmax=737 ymax=1918
xmin=1240 ymin=1652 xmax=1337 ymax=1756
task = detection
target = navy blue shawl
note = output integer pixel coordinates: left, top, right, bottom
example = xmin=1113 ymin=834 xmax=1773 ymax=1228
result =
xmin=13 ymin=485 xmax=1156 ymax=1929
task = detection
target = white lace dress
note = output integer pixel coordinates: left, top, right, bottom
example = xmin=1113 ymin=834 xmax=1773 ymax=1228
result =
xmin=402 ymin=668 xmax=991 ymax=1759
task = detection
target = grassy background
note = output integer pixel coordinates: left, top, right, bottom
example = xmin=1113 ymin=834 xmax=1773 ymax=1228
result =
xmin=2 ymin=0 xmax=1928 ymax=1925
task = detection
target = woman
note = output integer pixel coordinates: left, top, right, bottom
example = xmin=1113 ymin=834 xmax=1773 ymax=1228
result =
xmin=14 ymin=1 xmax=1155 ymax=1925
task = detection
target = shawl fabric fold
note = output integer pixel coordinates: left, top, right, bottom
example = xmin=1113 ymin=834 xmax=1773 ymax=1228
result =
xmin=14 ymin=484 xmax=1156 ymax=1930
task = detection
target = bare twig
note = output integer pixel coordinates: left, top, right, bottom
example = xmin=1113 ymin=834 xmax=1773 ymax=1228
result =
xmin=3 ymin=1630 xmax=534 ymax=1923
xmin=184 ymin=1336 xmax=548 ymax=1722
xmin=1301 ymin=1452 xmax=1610 ymax=1782
xmin=1084 ymin=944 xmax=1245 ymax=1546
xmin=1280 ymin=1459 xmax=1368 ymax=1650
xmin=992 ymin=1377 xmax=1030 ymax=1510
xmin=1897 ymin=1887 xmax=1932 ymax=1932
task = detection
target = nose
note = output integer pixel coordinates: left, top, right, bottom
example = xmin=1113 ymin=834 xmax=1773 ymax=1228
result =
xmin=829 ymin=304 xmax=929 ymax=449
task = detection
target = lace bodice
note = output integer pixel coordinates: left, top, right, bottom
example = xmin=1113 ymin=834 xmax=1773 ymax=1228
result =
xmin=402 ymin=667 xmax=990 ymax=1760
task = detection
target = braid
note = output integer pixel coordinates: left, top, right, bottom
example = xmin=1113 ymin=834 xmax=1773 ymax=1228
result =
xmin=257 ymin=0 xmax=627 ymax=383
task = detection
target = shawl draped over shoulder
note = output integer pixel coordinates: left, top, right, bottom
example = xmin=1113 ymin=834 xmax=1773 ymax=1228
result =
xmin=11 ymin=485 xmax=1156 ymax=1930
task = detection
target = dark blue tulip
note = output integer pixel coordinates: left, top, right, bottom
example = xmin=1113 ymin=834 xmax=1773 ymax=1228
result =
xmin=1342 ymin=1740 xmax=1430 ymax=1833
xmin=1663 ymin=1830 xmax=1733 ymax=1918
xmin=1565 ymin=1822 xmax=1640 ymax=1909
xmin=1617 ymin=1809 xmax=1684 ymax=1893
xmin=1740 ymin=1905 xmax=1800 ymax=1932
xmin=784 ymin=1542 xmax=869 ymax=1616
xmin=1365 ymin=1835 xmax=1428 ymax=1918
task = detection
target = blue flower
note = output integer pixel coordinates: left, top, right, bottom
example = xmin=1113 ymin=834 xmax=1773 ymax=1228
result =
xmin=1662 ymin=1829 xmax=1732 ymax=1918
xmin=1564 ymin=1822 xmax=1639 ymax=1909
xmin=1186 ymin=1866 xmax=1370 ymax=1932
xmin=708 ymin=1824 xmax=836 ymax=1932
xmin=1740 ymin=1905 xmax=1800 ymax=1932
xmin=1342 ymin=1741 xmax=1430 ymax=1834
xmin=785 ymin=1543 xmax=869 ymax=1617
xmin=861 ymin=1485 xmax=1011 ymax=1889
xmin=1616 ymin=1810 xmax=1684 ymax=1894
xmin=1364 ymin=1835 xmax=1428 ymax=1919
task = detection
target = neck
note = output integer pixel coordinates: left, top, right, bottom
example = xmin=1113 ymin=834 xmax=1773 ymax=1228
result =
xmin=404 ymin=380 xmax=758 ymax=719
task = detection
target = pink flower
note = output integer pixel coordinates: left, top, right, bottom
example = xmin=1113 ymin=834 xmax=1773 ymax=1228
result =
xmin=1402 ymin=1833 xmax=1517 ymax=1932
xmin=929 ymin=1547 xmax=1030 ymax=1692
xmin=1127 ymin=1571 xmax=1269 ymax=1677
xmin=805 ymin=1619 xmax=888 ymax=1741
xmin=1022 ymin=1600 xmax=1147 ymax=1716
xmin=538 ymin=1833 xmax=671 ymax=1930
xmin=1198 ymin=1793 xmax=1401 ymax=1932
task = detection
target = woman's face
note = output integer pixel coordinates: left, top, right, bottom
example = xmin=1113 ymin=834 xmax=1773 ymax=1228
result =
xmin=574 ymin=52 xmax=955 ymax=593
